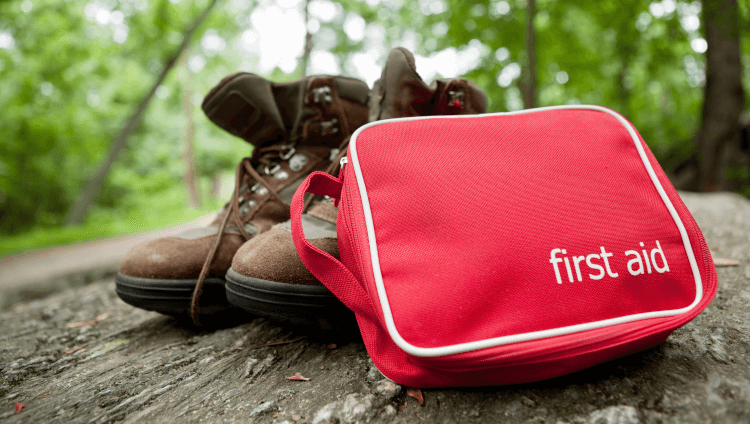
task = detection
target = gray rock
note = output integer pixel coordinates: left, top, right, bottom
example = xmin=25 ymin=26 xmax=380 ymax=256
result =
xmin=2 ymin=192 xmax=750 ymax=423
xmin=373 ymin=379 xmax=401 ymax=400
xmin=340 ymin=393 xmax=377 ymax=423
xmin=588 ymin=406 xmax=640 ymax=424
xmin=312 ymin=401 xmax=340 ymax=424
xmin=249 ymin=400 xmax=276 ymax=417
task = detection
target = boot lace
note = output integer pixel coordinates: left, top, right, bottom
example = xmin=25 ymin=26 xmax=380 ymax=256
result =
xmin=189 ymin=78 xmax=354 ymax=325
xmin=189 ymin=145 xmax=292 ymax=325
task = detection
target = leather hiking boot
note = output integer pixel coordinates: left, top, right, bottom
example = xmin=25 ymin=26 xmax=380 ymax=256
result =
xmin=224 ymin=47 xmax=487 ymax=328
xmin=115 ymin=73 xmax=370 ymax=325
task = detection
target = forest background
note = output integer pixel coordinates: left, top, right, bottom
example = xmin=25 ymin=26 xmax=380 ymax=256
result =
xmin=0 ymin=0 xmax=748 ymax=256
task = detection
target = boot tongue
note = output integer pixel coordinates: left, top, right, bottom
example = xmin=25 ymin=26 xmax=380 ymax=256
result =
xmin=371 ymin=47 xmax=435 ymax=120
xmin=201 ymin=73 xmax=287 ymax=147
xmin=271 ymin=79 xmax=317 ymax=147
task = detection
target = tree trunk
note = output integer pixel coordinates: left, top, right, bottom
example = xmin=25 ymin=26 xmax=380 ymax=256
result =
xmin=64 ymin=0 xmax=220 ymax=225
xmin=211 ymin=172 xmax=222 ymax=201
xmin=523 ymin=0 xmax=536 ymax=109
xmin=300 ymin=0 xmax=313 ymax=76
xmin=695 ymin=0 xmax=744 ymax=191
xmin=181 ymin=51 xmax=202 ymax=209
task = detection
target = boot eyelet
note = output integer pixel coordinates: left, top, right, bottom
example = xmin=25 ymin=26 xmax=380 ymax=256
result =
xmin=328 ymin=148 xmax=340 ymax=162
xmin=274 ymin=170 xmax=289 ymax=180
xmin=448 ymin=90 xmax=465 ymax=108
xmin=240 ymin=200 xmax=256 ymax=215
xmin=321 ymin=118 xmax=339 ymax=136
xmin=312 ymin=86 xmax=333 ymax=104
xmin=238 ymin=196 xmax=245 ymax=204
xmin=265 ymin=163 xmax=281 ymax=175
xmin=289 ymin=153 xmax=308 ymax=172
xmin=256 ymin=186 xmax=268 ymax=196
xmin=280 ymin=145 xmax=296 ymax=161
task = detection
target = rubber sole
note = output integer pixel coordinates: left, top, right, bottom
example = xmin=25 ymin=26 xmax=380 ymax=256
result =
xmin=225 ymin=268 xmax=355 ymax=329
xmin=115 ymin=273 xmax=232 ymax=317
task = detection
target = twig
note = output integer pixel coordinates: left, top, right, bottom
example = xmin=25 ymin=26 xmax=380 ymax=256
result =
xmin=261 ymin=336 xmax=306 ymax=347
xmin=66 ymin=313 xmax=109 ymax=328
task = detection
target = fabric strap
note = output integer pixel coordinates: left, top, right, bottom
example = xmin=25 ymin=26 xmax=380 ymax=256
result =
xmin=290 ymin=171 xmax=371 ymax=316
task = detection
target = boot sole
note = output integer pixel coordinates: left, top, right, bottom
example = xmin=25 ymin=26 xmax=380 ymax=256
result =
xmin=115 ymin=273 xmax=232 ymax=316
xmin=225 ymin=268 xmax=354 ymax=329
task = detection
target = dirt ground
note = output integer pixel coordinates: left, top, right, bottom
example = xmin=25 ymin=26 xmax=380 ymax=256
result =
xmin=1 ymin=192 xmax=749 ymax=423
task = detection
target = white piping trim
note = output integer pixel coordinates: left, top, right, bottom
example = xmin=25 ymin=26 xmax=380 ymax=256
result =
xmin=348 ymin=105 xmax=703 ymax=358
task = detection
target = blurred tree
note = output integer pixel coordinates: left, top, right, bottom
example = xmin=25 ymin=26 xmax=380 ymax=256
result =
xmin=523 ymin=0 xmax=537 ymax=108
xmin=694 ymin=0 xmax=745 ymax=191
xmin=1 ymin=0 xmax=749 ymax=245
xmin=65 ymin=0 xmax=220 ymax=224
xmin=180 ymin=50 xmax=202 ymax=208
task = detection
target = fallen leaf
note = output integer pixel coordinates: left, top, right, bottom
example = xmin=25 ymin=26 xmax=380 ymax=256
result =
xmin=324 ymin=343 xmax=337 ymax=350
xmin=65 ymin=346 xmax=85 ymax=355
xmin=406 ymin=387 xmax=424 ymax=405
xmin=286 ymin=373 xmax=310 ymax=381
xmin=272 ymin=411 xmax=280 ymax=418
xmin=15 ymin=402 xmax=24 ymax=414
xmin=66 ymin=313 xmax=109 ymax=328
xmin=261 ymin=336 xmax=306 ymax=347
xmin=417 ymin=414 xmax=425 ymax=421
xmin=714 ymin=258 xmax=739 ymax=267
xmin=292 ymin=414 xmax=302 ymax=421
xmin=320 ymin=365 xmax=325 ymax=370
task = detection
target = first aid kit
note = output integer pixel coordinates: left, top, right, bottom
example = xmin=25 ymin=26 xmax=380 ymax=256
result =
xmin=290 ymin=105 xmax=717 ymax=387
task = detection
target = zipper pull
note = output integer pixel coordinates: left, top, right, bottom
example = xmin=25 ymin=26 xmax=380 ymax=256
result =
xmin=335 ymin=156 xmax=348 ymax=207
xmin=338 ymin=156 xmax=348 ymax=180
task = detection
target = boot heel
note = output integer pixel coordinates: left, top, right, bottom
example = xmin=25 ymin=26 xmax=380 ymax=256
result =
xmin=202 ymin=73 xmax=286 ymax=145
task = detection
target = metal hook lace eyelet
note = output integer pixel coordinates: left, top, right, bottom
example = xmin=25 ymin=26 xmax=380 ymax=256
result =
xmin=289 ymin=153 xmax=308 ymax=172
xmin=311 ymin=86 xmax=333 ymax=104
xmin=240 ymin=200 xmax=256 ymax=215
xmin=265 ymin=163 xmax=281 ymax=175
xmin=274 ymin=170 xmax=289 ymax=180
xmin=279 ymin=145 xmax=296 ymax=161
xmin=448 ymin=90 xmax=465 ymax=108
xmin=321 ymin=118 xmax=339 ymax=136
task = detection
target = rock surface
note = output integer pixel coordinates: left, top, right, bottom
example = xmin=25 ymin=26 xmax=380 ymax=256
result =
xmin=2 ymin=192 xmax=750 ymax=423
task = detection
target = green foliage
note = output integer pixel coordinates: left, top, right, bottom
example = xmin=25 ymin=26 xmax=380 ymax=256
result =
xmin=0 ymin=0 xmax=748 ymax=255
xmin=0 ymin=181 xmax=223 ymax=256
xmin=0 ymin=0 xmax=244 ymax=241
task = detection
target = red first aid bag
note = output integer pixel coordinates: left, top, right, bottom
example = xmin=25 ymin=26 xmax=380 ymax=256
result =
xmin=290 ymin=105 xmax=717 ymax=387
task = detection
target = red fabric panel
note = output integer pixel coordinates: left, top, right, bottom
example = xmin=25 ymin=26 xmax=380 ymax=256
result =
xmin=294 ymin=108 xmax=717 ymax=387
xmin=355 ymin=110 xmax=697 ymax=348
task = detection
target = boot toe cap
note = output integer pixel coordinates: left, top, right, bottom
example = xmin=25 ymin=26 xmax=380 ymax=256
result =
xmin=119 ymin=234 xmax=244 ymax=280
xmin=231 ymin=228 xmax=338 ymax=286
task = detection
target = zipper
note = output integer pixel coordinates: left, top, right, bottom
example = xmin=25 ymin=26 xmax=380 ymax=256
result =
xmin=338 ymin=156 xmax=348 ymax=180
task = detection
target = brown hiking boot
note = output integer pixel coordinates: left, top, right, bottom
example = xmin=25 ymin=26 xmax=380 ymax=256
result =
xmin=115 ymin=73 xmax=369 ymax=325
xmin=224 ymin=47 xmax=487 ymax=328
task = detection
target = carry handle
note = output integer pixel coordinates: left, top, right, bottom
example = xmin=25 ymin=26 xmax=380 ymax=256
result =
xmin=291 ymin=172 xmax=371 ymax=316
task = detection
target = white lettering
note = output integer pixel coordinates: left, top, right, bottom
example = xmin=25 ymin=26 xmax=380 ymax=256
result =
xmin=549 ymin=248 xmax=564 ymax=284
xmin=625 ymin=250 xmax=644 ymax=275
xmin=586 ymin=254 xmax=605 ymax=280
xmin=600 ymin=246 xmax=619 ymax=278
xmin=573 ymin=256 xmax=585 ymax=282
xmin=651 ymin=240 xmax=670 ymax=273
